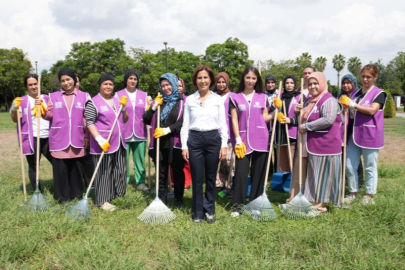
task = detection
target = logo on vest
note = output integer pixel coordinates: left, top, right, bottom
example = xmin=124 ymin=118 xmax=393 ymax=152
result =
xmin=55 ymin=102 xmax=63 ymax=109
xmin=75 ymin=102 xmax=83 ymax=109
xmin=313 ymin=106 xmax=319 ymax=113
xmin=139 ymin=99 xmax=143 ymax=104
xmin=100 ymin=105 xmax=109 ymax=112
xmin=292 ymin=98 xmax=297 ymax=104
xmin=364 ymin=100 xmax=370 ymax=107
xmin=238 ymin=104 xmax=246 ymax=111
xmin=253 ymin=101 xmax=261 ymax=108
xmin=24 ymin=108 xmax=28 ymax=114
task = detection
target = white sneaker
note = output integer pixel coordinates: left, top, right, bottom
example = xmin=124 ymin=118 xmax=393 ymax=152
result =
xmin=361 ymin=196 xmax=375 ymax=205
xmin=344 ymin=194 xmax=359 ymax=204
xmin=101 ymin=202 xmax=116 ymax=211
xmin=230 ymin=211 xmax=240 ymax=218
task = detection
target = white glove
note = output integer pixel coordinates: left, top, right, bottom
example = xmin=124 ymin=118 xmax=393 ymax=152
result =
xmin=348 ymin=100 xmax=357 ymax=109
xmin=235 ymin=136 xmax=243 ymax=145
xmin=11 ymin=102 xmax=18 ymax=112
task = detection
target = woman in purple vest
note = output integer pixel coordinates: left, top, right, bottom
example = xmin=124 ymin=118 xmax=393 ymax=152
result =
xmin=181 ymin=65 xmax=228 ymax=224
xmin=85 ymin=73 xmax=128 ymax=211
xmin=143 ymin=73 xmax=186 ymax=207
xmin=338 ymin=74 xmax=364 ymax=189
xmin=11 ymin=74 xmax=52 ymax=192
xmin=115 ymin=70 xmax=149 ymax=192
xmin=339 ymin=64 xmax=387 ymax=205
xmin=297 ymin=72 xmax=343 ymax=214
xmin=277 ymin=75 xmax=301 ymax=172
xmin=214 ymin=72 xmax=234 ymax=191
xmin=229 ymin=66 xmax=274 ymax=217
xmin=39 ymin=67 xmax=91 ymax=204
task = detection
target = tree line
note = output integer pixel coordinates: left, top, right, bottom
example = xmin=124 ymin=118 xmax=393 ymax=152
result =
xmin=1 ymin=38 xmax=404 ymax=110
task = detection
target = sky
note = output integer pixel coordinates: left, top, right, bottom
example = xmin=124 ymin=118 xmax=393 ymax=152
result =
xmin=1 ymin=0 xmax=405 ymax=84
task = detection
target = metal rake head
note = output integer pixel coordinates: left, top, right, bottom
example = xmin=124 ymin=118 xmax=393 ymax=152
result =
xmin=65 ymin=198 xmax=90 ymax=221
xmin=242 ymin=193 xmax=278 ymax=221
xmin=138 ymin=198 xmax=176 ymax=224
xmin=24 ymin=190 xmax=49 ymax=212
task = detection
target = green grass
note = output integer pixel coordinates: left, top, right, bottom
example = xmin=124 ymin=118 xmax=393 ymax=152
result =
xmin=1 ymin=115 xmax=405 ymax=269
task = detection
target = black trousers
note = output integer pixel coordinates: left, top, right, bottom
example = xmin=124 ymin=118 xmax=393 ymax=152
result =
xmin=78 ymin=150 xmax=95 ymax=186
xmin=25 ymin=137 xmax=53 ymax=192
xmin=233 ymin=151 xmax=268 ymax=206
xmin=52 ymin=157 xmax=83 ymax=203
xmin=188 ymin=130 xmax=221 ymax=219
xmin=151 ymin=148 xmax=185 ymax=204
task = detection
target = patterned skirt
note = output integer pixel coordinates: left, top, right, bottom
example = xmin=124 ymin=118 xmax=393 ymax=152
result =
xmin=304 ymin=154 xmax=342 ymax=206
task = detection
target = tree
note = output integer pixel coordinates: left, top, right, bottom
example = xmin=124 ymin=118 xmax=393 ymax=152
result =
xmin=45 ymin=39 xmax=136 ymax=96
xmin=347 ymin=57 xmax=362 ymax=83
xmin=205 ymin=37 xmax=253 ymax=90
xmin=314 ymin=56 xmax=327 ymax=72
xmin=295 ymin=52 xmax=312 ymax=69
xmin=260 ymin=59 xmax=301 ymax=89
xmin=332 ymin=54 xmax=346 ymax=89
xmin=0 ymin=48 xmax=32 ymax=111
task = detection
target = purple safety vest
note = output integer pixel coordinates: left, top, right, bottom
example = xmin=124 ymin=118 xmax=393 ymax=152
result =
xmin=305 ymin=92 xmax=342 ymax=156
xmin=18 ymin=95 xmax=49 ymax=155
xmin=116 ymin=89 xmax=147 ymax=140
xmin=148 ymin=99 xmax=184 ymax=150
xmin=230 ymin=92 xmax=269 ymax=154
xmin=285 ymin=95 xmax=300 ymax=139
xmin=48 ymin=90 xmax=89 ymax=151
xmin=352 ymin=86 xmax=386 ymax=149
xmin=89 ymin=94 xmax=126 ymax=154
xmin=223 ymin=92 xmax=235 ymax=141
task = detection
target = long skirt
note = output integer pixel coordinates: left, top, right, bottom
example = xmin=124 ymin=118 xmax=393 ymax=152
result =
xmin=93 ymin=146 xmax=127 ymax=206
xmin=304 ymin=154 xmax=342 ymax=206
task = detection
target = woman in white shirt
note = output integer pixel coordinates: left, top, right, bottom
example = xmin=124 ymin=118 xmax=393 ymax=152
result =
xmin=181 ymin=65 xmax=228 ymax=224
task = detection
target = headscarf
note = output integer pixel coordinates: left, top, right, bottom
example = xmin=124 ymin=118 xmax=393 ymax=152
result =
xmin=214 ymin=72 xmax=230 ymax=94
xmin=265 ymin=74 xmax=277 ymax=95
xmin=178 ymin=77 xmax=186 ymax=94
xmin=339 ymin=74 xmax=357 ymax=97
xmin=98 ymin=73 xmax=114 ymax=86
xmin=159 ymin=73 xmax=179 ymax=121
xmin=124 ymin=69 xmax=139 ymax=88
xmin=282 ymin=75 xmax=300 ymax=99
xmin=58 ymin=67 xmax=77 ymax=86
xmin=302 ymin=72 xmax=328 ymax=122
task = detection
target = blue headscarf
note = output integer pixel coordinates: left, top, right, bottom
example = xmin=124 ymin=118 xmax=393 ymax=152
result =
xmin=339 ymin=74 xmax=357 ymax=97
xmin=159 ymin=73 xmax=179 ymax=121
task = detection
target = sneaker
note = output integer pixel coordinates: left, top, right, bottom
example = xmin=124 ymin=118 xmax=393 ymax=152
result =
xmin=230 ymin=211 xmax=240 ymax=217
xmin=175 ymin=201 xmax=185 ymax=209
xmin=100 ymin=202 xmax=116 ymax=211
xmin=205 ymin=213 xmax=216 ymax=224
xmin=344 ymin=193 xmax=359 ymax=204
xmin=193 ymin=218 xmax=203 ymax=223
xmin=361 ymin=196 xmax=375 ymax=205
xmin=136 ymin=183 xmax=150 ymax=192
xmin=184 ymin=186 xmax=190 ymax=191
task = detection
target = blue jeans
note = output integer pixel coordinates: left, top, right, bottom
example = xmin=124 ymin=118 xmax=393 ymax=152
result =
xmin=346 ymin=136 xmax=379 ymax=195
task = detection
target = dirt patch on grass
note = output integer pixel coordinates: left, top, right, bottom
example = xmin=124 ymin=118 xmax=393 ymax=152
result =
xmin=380 ymin=136 xmax=405 ymax=165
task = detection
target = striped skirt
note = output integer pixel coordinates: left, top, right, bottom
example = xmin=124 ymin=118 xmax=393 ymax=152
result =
xmin=304 ymin=154 xmax=342 ymax=206
xmin=93 ymin=146 xmax=127 ymax=206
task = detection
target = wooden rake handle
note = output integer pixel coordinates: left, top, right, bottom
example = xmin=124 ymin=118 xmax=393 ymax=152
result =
xmin=35 ymin=77 xmax=41 ymax=183
xmin=283 ymin=102 xmax=293 ymax=171
xmin=17 ymin=110 xmax=27 ymax=201
xmin=298 ymin=78 xmax=304 ymax=186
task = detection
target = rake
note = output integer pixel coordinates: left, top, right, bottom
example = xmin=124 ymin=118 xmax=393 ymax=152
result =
xmin=280 ymin=78 xmax=313 ymax=218
xmin=17 ymin=109 xmax=28 ymax=202
xmin=66 ymin=105 xmax=123 ymax=221
xmin=338 ymin=108 xmax=352 ymax=209
xmin=138 ymin=102 xmax=176 ymax=223
xmin=24 ymin=77 xmax=49 ymax=211
xmin=242 ymin=82 xmax=283 ymax=221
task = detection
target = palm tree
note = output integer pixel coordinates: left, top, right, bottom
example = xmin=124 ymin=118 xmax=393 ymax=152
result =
xmin=296 ymin=52 xmax=312 ymax=68
xmin=332 ymin=54 xmax=346 ymax=89
xmin=347 ymin=57 xmax=362 ymax=81
xmin=314 ymin=56 xmax=327 ymax=72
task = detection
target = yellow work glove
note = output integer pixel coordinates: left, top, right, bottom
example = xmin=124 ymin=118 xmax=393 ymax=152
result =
xmin=338 ymin=95 xmax=353 ymax=109
xmin=234 ymin=137 xmax=246 ymax=159
xmin=154 ymin=127 xmax=171 ymax=138
xmin=277 ymin=112 xmax=286 ymax=124
xmin=95 ymin=135 xmax=110 ymax=152
xmin=119 ymin=96 xmax=127 ymax=107
xmin=12 ymin=97 xmax=24 ymax=111
xmin=273 ymin=97 xmax=282 ymax=110
xmin=152 ymin=94 xmax=163 ymax=110
xmin=31 ymin=102 xmax=47 ymax=117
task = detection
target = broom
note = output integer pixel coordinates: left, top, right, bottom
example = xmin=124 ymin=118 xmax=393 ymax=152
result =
xmin=17 ymin=109 xmax=27 ymax=202
xmin=24 ymin=77 xmax=49 ymax=211
xmin=280 ymin=78 xmax=313 ymax=218
xmin=241 ymin=82 xmax=283 ymax=221
xmin=66 ymin=104 xmax=123 ymax=220
xmin=138 ymin=101 xmax=176 ymax=223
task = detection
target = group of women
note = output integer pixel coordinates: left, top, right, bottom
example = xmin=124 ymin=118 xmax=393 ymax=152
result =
xmin=11 ymin=63 xmax=386 ymax=221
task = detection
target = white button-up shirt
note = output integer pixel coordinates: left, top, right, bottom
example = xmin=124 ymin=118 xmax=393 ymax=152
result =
xmin=180 ymin=91 xmax=228 ymax=150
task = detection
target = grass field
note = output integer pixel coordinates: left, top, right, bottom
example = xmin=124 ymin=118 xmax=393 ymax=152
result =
xmin=1 ymin=113 xmax=405 ymax=269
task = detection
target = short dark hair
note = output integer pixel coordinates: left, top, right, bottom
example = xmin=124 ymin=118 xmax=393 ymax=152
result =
xmin=304 ymin=66 xmax=316 ymax=72
xmin=192 ymin=65 xmax=216 ymax=89
xmin=23 ymin=74 xmax=38 ymax=88
xmin=237 ymin=66 xmax=263 ymax=93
